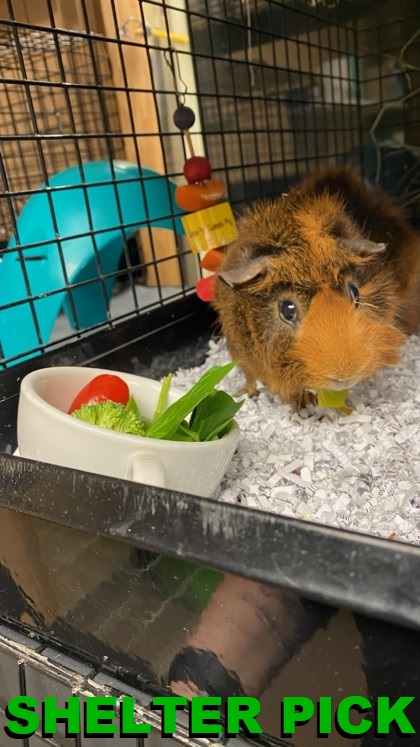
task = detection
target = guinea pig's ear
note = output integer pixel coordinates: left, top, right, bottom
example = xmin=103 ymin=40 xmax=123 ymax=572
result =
xmin=217 ymin=253 xmax=271 ymax=288
xmin=331 ymin=221 xmax=386 ymax=255
xmin=341 ymin=237 xmax=387 ymax=255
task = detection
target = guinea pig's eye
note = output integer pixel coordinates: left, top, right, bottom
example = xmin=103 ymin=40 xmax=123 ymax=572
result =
xmin=348 ymin=283 xmax=360 ymax=308
xmin=279 ymin=300 xmax=298 ymax=326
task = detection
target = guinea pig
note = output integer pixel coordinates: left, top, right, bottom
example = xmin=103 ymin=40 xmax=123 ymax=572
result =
xmin=213 ymin=167 xmax=420 ymax=405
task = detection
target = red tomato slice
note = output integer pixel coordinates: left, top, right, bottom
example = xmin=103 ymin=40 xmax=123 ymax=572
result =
xmin=68 ymin=374 xmax=130 ymax=414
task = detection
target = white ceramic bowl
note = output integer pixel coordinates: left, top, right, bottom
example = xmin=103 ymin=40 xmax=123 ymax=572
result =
xmin=17 ymin=366 xmax=240 ymax=499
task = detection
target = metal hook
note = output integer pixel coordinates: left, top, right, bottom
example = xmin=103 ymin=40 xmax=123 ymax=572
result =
xmin=164 ymin=48 xmax=188 ymax=104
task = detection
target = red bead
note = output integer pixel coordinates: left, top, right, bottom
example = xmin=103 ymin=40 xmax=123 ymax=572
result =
xmin=173 ymin=105 xmax=196 ymax=130
xmin=183 ymin=156 xmax=212 ymax=184
xmin=196 ymin=275 xmax=216 ymax=302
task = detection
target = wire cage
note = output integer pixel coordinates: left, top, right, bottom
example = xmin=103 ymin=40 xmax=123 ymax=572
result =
xmin=0 ymin=0 xmax=419 ymax=368
xmin=0 ymin=2 xmax=420 ymax=746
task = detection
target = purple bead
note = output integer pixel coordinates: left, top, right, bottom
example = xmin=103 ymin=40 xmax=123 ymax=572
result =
xmin=173 ymin=105 xmax=196 ymax=131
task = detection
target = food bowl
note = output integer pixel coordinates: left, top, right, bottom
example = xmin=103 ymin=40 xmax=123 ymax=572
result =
xmin=17 ymin=366 xmax=240 ymax=499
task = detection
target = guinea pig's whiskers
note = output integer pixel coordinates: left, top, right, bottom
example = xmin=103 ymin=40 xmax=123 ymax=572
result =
xmin=358 ymin=300 xmax=380 ymax=311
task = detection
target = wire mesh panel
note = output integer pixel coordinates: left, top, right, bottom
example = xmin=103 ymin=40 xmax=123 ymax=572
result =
xmin=0 ymin=0 xmax=419 ymax=368
xmin=355 ymin=0 xmax=420 ymax=223
xmin=189 ymin=0 xmax=361 ymax=205
xmin=0 ymin=26 xmax=125 ymax=241
xmin=0 ymin=0 xmax=199 ymax=367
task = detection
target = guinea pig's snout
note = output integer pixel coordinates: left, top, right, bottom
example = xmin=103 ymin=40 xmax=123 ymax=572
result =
xmin=326 ymin=376 xmax=360 ymax=391
xmin=290 ymin=288 xmax=405 ymax=388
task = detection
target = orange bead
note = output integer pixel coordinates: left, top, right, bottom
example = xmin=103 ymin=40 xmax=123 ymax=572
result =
xmin=200 ymin=248 xmax=225 ymax=272
xmin=175 ymin=179 xmax=225 ymax=212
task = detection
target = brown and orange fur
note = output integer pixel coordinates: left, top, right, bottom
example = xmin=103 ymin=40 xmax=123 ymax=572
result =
xmin=213 ymin=167 xmax=420 ymax=405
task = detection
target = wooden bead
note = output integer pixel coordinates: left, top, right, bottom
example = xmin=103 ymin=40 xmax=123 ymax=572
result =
xmin=173 ymin=105 xmax=196 ymax=130
xmin=184 ymin=156 xmax=212 ymax=184
xmin=200 ymin=248 xmax=225 ymax=272
xmin=196 ymin=275 xmax=216 ymax=302
xmin=175 ymin=179 xmax=226 ymax=212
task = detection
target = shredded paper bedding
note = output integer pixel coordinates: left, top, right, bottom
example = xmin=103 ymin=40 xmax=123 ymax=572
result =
xmin=173 ymin=334 xmax=420 ymax=545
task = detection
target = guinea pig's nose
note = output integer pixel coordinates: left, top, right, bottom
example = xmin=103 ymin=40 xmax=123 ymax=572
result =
xmin=327 ymin=377 xmax=359 ymax=390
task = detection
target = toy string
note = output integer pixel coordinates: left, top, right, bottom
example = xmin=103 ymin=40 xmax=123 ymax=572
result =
xmin=164 ymin=48 xmax=188 ymax=105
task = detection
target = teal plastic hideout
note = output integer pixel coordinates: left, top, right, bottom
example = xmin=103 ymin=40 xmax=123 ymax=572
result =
xmin=0 ymin=160 xmax=184 ymax=365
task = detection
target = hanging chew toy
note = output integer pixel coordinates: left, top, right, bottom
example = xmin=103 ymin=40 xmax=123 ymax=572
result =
xmin=167 ymin=52 xmax=237 ymax=301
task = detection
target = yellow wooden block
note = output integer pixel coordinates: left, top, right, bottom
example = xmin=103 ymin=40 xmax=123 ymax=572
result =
xmin=182 ymin=201 xmax=238 ymax=253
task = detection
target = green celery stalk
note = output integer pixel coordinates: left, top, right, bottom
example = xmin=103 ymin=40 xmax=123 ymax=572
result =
xmin=151 ymin=373 xmax=173 ymax=424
